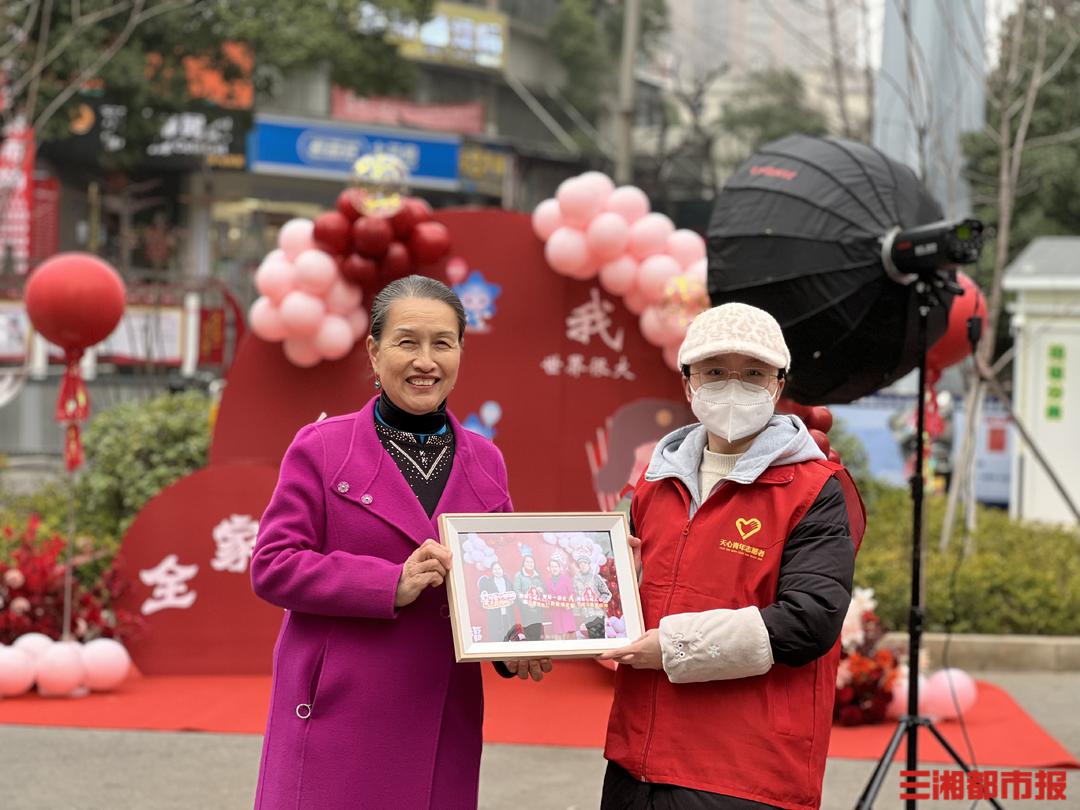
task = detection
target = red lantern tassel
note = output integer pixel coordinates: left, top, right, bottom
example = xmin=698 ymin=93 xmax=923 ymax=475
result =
xmin=56 ymin=352 xmax=90 ymax=422
xmin=64 ymin=423 xmax=84 ymax=471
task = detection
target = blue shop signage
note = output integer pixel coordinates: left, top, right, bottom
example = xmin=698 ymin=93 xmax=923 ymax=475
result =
xmin=248 ymin=114 xmax=461 ymax=189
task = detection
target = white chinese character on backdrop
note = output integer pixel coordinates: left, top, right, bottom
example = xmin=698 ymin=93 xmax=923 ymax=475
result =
xmin=210 ymin=514 xmax=260 ymax=574
xmin=588 ymin=356 xmax=612 ymax=378
xmin=139 ymin=554 xmax=198 ymax=615
xmin=612 ymin=356 xmax=636 ymax=380
xmin=566 ymin=288 xmax=625 ymax=352
xmin=540 ymin=354 xmax=563 ymax=376
xmin=565 ymin=354 xmax=587 ymax=378
xmin=472 ymin=626 xmax=483 ymax=642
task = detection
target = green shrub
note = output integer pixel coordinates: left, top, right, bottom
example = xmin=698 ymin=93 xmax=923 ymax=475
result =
xmin=855 ymin=484 xmax=1080 ymax=635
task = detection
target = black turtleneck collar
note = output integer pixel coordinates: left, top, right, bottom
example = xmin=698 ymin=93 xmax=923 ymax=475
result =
xmin=375 ymin=391 xmax=449 ymax=436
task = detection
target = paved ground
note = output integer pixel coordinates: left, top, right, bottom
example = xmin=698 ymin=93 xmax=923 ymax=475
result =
xmin=1 ymin=671 xmax=1077 ymax=810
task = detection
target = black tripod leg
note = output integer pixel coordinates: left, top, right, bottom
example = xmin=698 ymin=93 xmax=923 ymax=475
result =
xmin=923 ymin=721 xmax=1006 ymax=810
xmin=855 ymin=719 xmax=910 ymax=809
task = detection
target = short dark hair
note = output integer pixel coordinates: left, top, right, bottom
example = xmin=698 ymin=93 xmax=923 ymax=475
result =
xmin=369 ymin=275 xmax=467 ymax=342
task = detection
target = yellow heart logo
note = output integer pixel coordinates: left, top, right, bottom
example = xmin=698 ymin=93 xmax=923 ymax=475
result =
xmin=736 ymin=518 xmax=762 ymax=541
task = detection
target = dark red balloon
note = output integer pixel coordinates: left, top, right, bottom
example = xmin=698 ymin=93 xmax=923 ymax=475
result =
xmin=340 ymin=254 xmax=379 ymax=287
xmin=380 ymin=241 xmax=412 ymax=281
xmin=25 ymin=253 xmax=126 ymax=351
xmin=827 ymin=448 xmax=842 ymax=463
xmin=336 ymin=189 xmax=366 ymax=223
xmin=808 ymin=428 xmax=830 ymax=455
xmin=390 ymin=197 xmax=434 ymax=239
xmin=807 ymin=406 xmax=833 ymax=434
xmin=352 ymin=216 xmax=394 ymax=259
xmin=927 ymin=271 xmax=985 ymax=371
xmin=408 ymin=221 xmax=451 ymax=265
xmin=313 ymin=211 xmax=352 ymax=255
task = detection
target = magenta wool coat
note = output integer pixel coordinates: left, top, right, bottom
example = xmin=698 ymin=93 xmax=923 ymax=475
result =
xmin=250 ymin=398 xmax=512 ymax=810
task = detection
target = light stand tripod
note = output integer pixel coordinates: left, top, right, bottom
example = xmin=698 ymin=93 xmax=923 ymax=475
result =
xmin=855 ymin=275 xmax=1004 ymax=810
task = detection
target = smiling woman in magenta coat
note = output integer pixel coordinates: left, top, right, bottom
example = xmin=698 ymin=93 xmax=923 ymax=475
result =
xmin=250 ymin=275 xmax=549 ymax=810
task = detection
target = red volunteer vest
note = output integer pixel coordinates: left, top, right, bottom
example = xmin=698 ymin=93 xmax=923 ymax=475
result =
xmin=605 ymin=459 xmax=864 ymax=810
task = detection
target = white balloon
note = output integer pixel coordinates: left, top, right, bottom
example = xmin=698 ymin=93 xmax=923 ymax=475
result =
xmin=0 ymin=645 xmax=35 ymax=696
xmin=80 ymin=638 xmax=132 ymax=692
xmin=36 ymin=641 xmax=86 ymax=696
xmin=479 ymin=401 xmax=502 ymax=426
xmin=12 ymin=632 xmax=54 ymax=662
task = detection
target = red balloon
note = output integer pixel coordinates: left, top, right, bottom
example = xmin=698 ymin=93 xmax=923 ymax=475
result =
xmin=336 ymin=189 xmax=366 ymax=223
xmin=390 ymin=198 xmax=434 ymax=239
xmin=380 ymin=241 xmax=412 ymax=282
xmin=340 ymin=254 xmax=379 ymax=287
xmin=408 ymin=221 xmax=451 ymax=265
xmin=777 ymin=397 xmax=813 ymax=422
xmin=827 ymin=448 xmax=842 ymax=463
xmin=25 ymin=253 xmax=126 ymax=352
xmin=808 ymin=428 xmax=830 ymax=455
xmin=313 ymin=211 xmax=352 ymax=255
xmin=807 ymin=406 xmax=833 ymax=434
xmin=927 ymin=271 xmax=985 ymax=371
xmin=352 ymin=216 xmax=394 ymax=259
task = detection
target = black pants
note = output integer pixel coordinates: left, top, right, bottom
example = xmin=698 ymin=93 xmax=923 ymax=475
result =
xmin=600 ymin=762 xmax=780 ymax=810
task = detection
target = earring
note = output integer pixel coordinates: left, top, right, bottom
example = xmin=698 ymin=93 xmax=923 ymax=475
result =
xmin=374 ymin=378 xmax=381 ymax=390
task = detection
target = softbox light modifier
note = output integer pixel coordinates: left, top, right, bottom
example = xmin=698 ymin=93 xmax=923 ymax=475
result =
xmin=707 ymin=135 xmax=957 ymax=405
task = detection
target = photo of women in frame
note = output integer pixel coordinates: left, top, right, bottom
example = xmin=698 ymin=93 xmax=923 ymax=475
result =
xmin=447 ymin=516 xmax=640 ymax=659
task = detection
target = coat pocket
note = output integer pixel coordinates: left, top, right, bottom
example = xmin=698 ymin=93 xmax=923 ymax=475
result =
xmin=295 ymin=638 xmax=328 ymax=720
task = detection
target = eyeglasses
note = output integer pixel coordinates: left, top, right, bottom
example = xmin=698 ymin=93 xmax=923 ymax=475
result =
xmin=688 ymin=367 xmax=782 ymax=389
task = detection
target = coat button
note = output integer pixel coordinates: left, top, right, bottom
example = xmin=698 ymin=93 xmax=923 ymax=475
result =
xmin=361 ymin=494 xmax=373 ymax=505
xmin=336 ymin=481 xmax=350 ymax=494
xmin=440 ymin=604 xmax=451 ymax=618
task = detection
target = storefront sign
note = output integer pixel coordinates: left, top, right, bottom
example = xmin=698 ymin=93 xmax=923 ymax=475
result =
xmin=359 ymin=1 xmax=507 ymax=72
xmin=248 ymin=114 xmax=461 ymax=189
xmin=459 ymin=141 xmax=511 ymax=198
xmin=0 ymin=119 xmax=34 ymax=274
xmin=331 ymin=88 xmax=486 ymax=134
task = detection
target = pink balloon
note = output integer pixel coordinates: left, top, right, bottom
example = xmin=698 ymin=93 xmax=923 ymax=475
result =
xmin=315 ymin=315 xmax=355 ymax=361
xmin=279 ymin=291 xmax=326 ymax=338
xmin=80 ymin=638 xmax=131 ymax=692
xmin=628 ymin=213 xmax=675 ymax=260
xmin=623 ymin=289 xmax=649 ymax=315
xmin=0 ymin=645 xmax=35 ymax=696
xmin=667 ymin=229 xmax=707 ymax=267
xmin=294 ymin=249 xmax=338 ymax=296
xmin=544 ymin=227 xmax=590 ymax=276
xmin=923 ymin=669 xmax=977 ymax=720
xmin=556 ymin=177 xmax=605 ymax=226
xmin=662 ymin=344 xmax=681 ymax=372
xmin=254 ymin=255 xmax=297 ymax=303
xmin=637 ymin=254 xmax=682 ymax=303
xmin=598 ymin=255 xmax=639 ymax=296
xmin=283 ymin=338 xmax=321 ymax=368
xmin=36 ymin=641 xmax=85 ymax=696
xmin=12 ymin=632 xmax=53 ymax=662
xmin=604 ymin=185 xmax=651 ymax=224
xmin=347 ymin=308 xmax=370 ymax=338
xmin=324 ymin=279 xmax=363 ymax=316
xmin=278 ymin=218 xmax=316 ymax=261
xmin=531 ymin=199 xmax=563 ymax=241
xmin=249 ymin=296 xmax=288 ymax=342
xmin=887 ymin=673 xmax=928 ymax=720
xmin=586 ymin=212 xmax=631 ymax=262
xmin=685 ymin=257 xmax=707 ymax=285
xmin=445 ymin=256 xmax=468 ymax=285
xmin=640 ymin=306 xmax=684 ymax=347
xmin=579 ymin=171 xmax=616 ymax=204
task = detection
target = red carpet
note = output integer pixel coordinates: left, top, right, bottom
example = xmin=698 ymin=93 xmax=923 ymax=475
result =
xmin=0 ymin=663 xmax=1076 ymax=769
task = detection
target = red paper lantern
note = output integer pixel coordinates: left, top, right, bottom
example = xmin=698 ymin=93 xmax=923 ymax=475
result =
xmin=24 ymin=253 xmax=126 ymax=471
xmin=352 ymin=216 xmax=394 ymax=259
xmin=408 ymin=221 xmax=451 ymax=265
xmin=927 ymin=271 xmax=985 ymax=372
xmin=313 ymin=211 xmax=352 ymax=255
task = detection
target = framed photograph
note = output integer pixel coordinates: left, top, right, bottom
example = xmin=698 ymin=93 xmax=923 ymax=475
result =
xmin=438 ymin=512 xmax=645 ymax=661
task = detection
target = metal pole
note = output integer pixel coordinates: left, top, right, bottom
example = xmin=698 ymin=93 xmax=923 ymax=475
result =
xmin=61 ymin=463 xmax=75 ymax=641
xmin=615 ymin=0 xmax=642 ymax=185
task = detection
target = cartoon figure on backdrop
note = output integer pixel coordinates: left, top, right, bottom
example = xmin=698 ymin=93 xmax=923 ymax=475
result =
xmin=512 ymin=544 xmax=546 ymax=639
xmin=572 ymin=552 xmax=612 ymax=639
xmin=544 ymin=551 xmax=578 ymax=639
xmin=477 ymin=561 xmax=516 ymax=642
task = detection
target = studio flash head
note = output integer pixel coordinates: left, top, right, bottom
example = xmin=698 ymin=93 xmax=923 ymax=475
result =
xmin=881 ymin=218 xmax=984 ymax=284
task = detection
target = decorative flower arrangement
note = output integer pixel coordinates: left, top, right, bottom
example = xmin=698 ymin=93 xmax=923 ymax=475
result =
xmin=834 ymin=586 xmax=901 ymax=726
xmin=0 ymin=515 xmax=141 ymax=645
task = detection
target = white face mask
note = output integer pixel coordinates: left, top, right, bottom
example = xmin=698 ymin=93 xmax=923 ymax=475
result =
xmin=690 ymin=379 xmax=777 ymax=442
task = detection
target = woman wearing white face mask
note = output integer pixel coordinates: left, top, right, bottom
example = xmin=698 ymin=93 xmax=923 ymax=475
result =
xmin=599 ymin=302 xmax=865 ymax=810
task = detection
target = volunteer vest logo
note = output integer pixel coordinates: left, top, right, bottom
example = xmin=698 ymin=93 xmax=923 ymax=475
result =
xmin=735 ymin=517 xmax=762 ymax=541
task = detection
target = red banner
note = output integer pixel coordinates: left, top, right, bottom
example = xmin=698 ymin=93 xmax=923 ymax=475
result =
xmin=331 ymin=87 xmax=486 ymax=134
xmin=0 ymin=119 xmax=34 ymax=274
xmin=30 ymin=176 xmax=60 ymax=262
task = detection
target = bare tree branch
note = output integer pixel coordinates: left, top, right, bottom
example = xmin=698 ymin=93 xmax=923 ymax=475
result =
xmin=825 ymin=0 xmax=853 ymax=137
xmin=24 ymin=0 xmax=55 ymax=122
xmin=0 ymin=0 xmax=42 ymax=60
xmin=1023 ymin=124 xmax=1080 ymax=150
